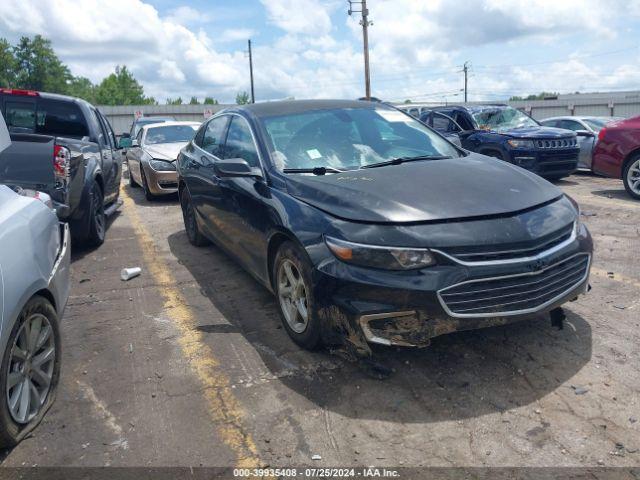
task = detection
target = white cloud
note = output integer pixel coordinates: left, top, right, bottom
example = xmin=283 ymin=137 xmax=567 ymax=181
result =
xmin=0 ymin=0 xmax=638 ymax=103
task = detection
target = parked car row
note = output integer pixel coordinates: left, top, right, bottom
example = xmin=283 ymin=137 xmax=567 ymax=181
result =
xmin=400 ymin=103 xmax=640 ymax=200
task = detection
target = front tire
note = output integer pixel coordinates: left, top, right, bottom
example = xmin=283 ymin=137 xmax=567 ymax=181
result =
xmin=86 ymin=182 xmax=106 ymax=247
xmin=180 ymin=189 xmax=209 ymax=247
xmin=273 ymin=242 xmax=321 ymax=350
xmin=140 ymin=166 xmax=156 ymax=201
xmin=128 ymin=165 xmax=138 ymax=188
xmin=622 ymin=154 xmax=640 ymax=200
xmin=0 ymin=296 xmax=61 ymax=448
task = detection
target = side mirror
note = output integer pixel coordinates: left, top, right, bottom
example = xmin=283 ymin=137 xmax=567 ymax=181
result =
xmin=576 ymin=130 xmax=595 ymax=137
xmin=118 ymin=137 xmax=132 ymax=148
xmin=131 ymin=139 xmax=139 ymax=147
xmin=214 ymin=158 xmax=262 ymax=178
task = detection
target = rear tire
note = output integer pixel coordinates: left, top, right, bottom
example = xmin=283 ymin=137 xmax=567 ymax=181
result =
xmin=0 ymin=296 xmax=61 ymax=448
xmin=273 ymin=241 xmax=321 ymax=350
xmin=622 ymin=154 xmax=640 ymax=200
xmin=180 ymin=189 xmax=209 ymax=247
xmin=86 ymin=183 xmax=106 ymax=247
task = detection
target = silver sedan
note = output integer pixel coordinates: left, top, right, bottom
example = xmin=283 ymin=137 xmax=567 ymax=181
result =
xmin=540 ymin=116 xmax=623 ymax=170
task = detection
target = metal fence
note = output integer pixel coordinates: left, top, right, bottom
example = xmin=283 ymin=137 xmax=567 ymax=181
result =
xmin=98 ymin=104 xmax=231 ymax=135
xmin=395 ymin=91 xmax=640 ymax=120
xmin=99 ymin=91 xmax=640 ymax=134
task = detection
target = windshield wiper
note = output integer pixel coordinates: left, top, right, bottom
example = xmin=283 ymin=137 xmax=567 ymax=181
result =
xmin=282 ymin=167 xmax=343 ymax=175
xmin=361 ymin=155 xmax=451 ymax=169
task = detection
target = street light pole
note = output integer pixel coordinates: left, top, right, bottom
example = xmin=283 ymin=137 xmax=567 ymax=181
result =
xmin=348 ymin=1 xmax=373 ymax=100
xmin=248 ymin=39 xmax=255 ymax=104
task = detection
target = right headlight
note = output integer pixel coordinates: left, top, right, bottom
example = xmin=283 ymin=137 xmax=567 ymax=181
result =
xmin=325 ymin=236 xmax=436 ymax=270
xmin=507 ymin=139 xmax=535 ymax=149
xmin=149 ymin=159 xmax=177 ymax=171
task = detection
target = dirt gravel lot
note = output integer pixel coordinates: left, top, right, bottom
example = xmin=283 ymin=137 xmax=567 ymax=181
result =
xmin=1 ymin=171 xmax=638 ymax=470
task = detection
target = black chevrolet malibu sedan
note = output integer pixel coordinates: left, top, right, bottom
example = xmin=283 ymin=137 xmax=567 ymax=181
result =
xmin=177 ymin=100 xmax=592 ymax=355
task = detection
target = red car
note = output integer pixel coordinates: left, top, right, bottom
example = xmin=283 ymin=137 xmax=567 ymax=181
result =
xmin=592 ymin=115 xmax=640 ymax=199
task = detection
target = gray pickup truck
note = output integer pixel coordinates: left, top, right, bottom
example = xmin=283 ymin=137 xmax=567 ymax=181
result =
xmin=0 ymin=89 xmax=122 ymax=246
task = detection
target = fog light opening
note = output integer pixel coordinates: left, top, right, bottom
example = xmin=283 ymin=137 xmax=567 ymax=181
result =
xmin=359 ymin=311 xmax=423 ymax=347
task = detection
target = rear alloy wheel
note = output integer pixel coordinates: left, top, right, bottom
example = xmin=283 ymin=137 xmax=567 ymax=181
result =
xmin=0 ymin=296 xmax=60 ymax=448
xmin=623 ymin=155 xmax=640 ymax=200
xmin=86 ymin=183 xmax=105 ymax=247
xmin=140 ymin=167 xmax=156 ymax=201
xmin=274 ymin=242 xmax=321 ymax=350
xmin=181 ymin=189 xmax=209 ymax=247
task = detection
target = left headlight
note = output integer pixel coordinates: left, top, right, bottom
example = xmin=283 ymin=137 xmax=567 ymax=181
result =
xmin=325 ymin=236 xmax=436 ymax=270
xmin=507 ymin=139 xmax=534 ymax=149
xmin=149 ymin=159 xmax=177 ymax=171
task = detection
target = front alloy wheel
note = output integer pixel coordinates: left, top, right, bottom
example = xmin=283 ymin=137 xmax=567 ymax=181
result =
xmin=273 ymin=242 xmax=321 ymax=350
xmin=278 ymin=259 xmax=309 ymax=334
xmin=623 ymin=156 xmax=640 ymax=199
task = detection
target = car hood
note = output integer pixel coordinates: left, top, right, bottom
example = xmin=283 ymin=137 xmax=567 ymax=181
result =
xmin=501 ymin=126 xmax=576 ymax=139
xmin=143 ymin=142 xmax=187 ymax=161
xmin=284 ymin=154 xmax=562 ymax=223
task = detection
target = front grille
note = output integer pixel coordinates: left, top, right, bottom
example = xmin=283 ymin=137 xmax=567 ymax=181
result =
xmin=534 ymin=138 xmax=577 ymax=148
xmin=438 ymin=253 xmax=589 ymax=317
xmin=441 ymin=222 xmax=574 ymax=263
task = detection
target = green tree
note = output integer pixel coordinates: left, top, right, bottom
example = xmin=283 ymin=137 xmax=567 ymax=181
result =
xmin=66 ymin=76 xmax=97 ymax=103
xmin=203 ymin=97 xmax=218 ymax=105
xmin=13 ymin=35 xmax=71 ymax=92
xmin=166 ymin=97 xmax=183 ymax=105
xmin=188 ymin=96 xmax=199 ymax=104
xmin=235 ymin=91 xmax=250 ymax=105
xmin=509 ymin=91 xmax=560 ymax=101
xmin=0 ymin=38 xmax=16 ymax=87
xmin=95 ymin=65 xmax=152 ymax=105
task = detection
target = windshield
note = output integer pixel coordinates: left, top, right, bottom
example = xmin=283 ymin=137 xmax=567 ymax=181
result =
xmin=471 ymin=106 xmax=538 ymax=132
xmin=144 ymin=125 xmax=198 ymax=145
xmin=261 ymin=107 xmax=460 ymax=172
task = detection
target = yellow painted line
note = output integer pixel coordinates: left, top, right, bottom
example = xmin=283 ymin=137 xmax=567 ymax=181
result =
xmin=591 ymin=267 xmax=640 ymax=290
xmin=120 ymin=187 xmax=261 ymax=468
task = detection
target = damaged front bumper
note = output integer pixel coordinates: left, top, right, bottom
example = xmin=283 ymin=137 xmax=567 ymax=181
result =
xmin=314 ymin=224 xmax=593 ymax=355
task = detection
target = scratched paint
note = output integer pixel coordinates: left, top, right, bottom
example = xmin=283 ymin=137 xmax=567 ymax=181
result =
xmin=120 ymin=187 xmax=261 ymax=468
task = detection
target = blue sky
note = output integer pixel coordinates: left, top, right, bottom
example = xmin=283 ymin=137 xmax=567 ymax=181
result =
xmin=1 ymin=0 xmax=639 ymax=103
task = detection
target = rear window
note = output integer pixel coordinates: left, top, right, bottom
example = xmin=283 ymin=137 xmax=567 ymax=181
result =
xmin=3 ymin=98 xmax=89 ymax=138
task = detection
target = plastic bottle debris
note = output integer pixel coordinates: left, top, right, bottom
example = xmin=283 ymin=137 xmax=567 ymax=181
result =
xmin=311 ymin=454 xmax=322 ymax=461
xmin=121 ymin=267 xmax=142 ymax=281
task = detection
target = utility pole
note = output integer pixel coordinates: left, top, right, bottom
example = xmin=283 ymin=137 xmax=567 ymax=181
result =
xmin=248 ymin=39 xmax=255 ymax=104
xmin=348 ymin=1 xmax=373 ymax=99
xmin=462 ymin=61 xmax=469 ymax=103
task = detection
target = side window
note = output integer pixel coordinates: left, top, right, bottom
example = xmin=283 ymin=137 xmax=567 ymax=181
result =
xmin=201 ymin=116 xmax=229 ymax=157
xmin=96 ymin=111 xmax=115 ymax=149
xmin=432 ymin=114 xmax=454 ymax=132
xmin=557 ymin=120 xmax=582 ymax=131
xmin=222 ymin=117 xmax=259 ymax=167
xmin=193 ymin=124 xmax=206 ymax=147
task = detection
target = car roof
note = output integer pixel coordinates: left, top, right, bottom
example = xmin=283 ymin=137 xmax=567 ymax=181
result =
xmin=228 ymin=99 xmax=383 ymax=118
xmin=135 ymin=116 xmax=175 ymax=123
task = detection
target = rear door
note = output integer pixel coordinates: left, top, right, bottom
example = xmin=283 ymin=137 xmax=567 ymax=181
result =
xmin=183 ymin=115 xmax=230 ymax=242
